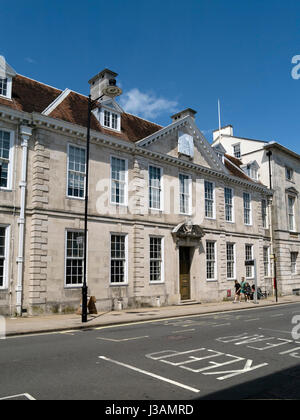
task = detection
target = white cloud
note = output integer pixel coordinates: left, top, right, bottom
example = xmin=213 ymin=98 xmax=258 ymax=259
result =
xmin=25 ymin=57 xmax=36 ymax=64
xmin=119 ymin=88 xmax=178 ymax=120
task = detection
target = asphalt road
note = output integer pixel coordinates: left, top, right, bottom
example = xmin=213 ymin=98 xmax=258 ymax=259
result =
xmin=0 ymin=303 xmax=300 ymax=401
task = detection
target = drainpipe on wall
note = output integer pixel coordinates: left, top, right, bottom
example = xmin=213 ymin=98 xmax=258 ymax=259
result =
xmin=16 ymin=125 xmax=32 ymax=316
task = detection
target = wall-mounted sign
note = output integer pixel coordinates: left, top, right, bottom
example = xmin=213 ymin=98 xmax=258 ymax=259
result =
xmin=178 ymin=132 xmax=194 ymax=158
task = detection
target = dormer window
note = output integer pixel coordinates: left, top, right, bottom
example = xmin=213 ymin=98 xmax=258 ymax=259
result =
xmin=95 ymin=100 xmax=123 ymax=133
xmin=242 ymin=161 xmax=259 ymax=181
xmin=0 ymin=77 xmax=8 ymax=97
xmin=0 ymin=56 xmax=16 ymax=100
xmin=102 ymin=109 xmax=120 ymax=130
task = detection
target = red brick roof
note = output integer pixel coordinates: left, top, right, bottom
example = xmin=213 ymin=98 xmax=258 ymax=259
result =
xmin=0 ymin=74 xmax=162 ymax=143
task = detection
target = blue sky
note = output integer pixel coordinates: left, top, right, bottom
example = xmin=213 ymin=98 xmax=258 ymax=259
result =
xmin=2 ymin=0 xmax=300 ymax=151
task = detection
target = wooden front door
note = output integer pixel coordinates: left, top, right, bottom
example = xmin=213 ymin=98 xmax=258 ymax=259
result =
xmin=179 ymin=247 xmax=191 ymax=301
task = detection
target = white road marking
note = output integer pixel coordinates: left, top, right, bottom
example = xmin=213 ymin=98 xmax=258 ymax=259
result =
xmin=99 ymin=356 xmax=200 ymax=394
xmin=212 ymin=323 xmax=231 ymax=327
xmin=172 ymin=329 xmax=195 ymax=333
xmin=270 ymin=314 xmax=285 ymax=318
xmin=258 ymin=327 xmax=292 ymax=334
xmin=97 ymin=336 xmax=149 ymax=342
xmin=245 ymin=318 xmax=260 ymax=322
xmin=0 ymin=393 xmax=36 ymax=400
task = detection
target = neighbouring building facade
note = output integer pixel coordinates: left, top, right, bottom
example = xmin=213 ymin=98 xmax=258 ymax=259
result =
xmin=213 ymin=125 xmax=300 ymax=296
xmin=0 ymin=56 xmax=272 ymax=316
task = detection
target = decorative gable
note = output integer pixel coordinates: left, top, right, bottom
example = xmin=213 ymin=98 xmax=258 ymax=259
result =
xmin=0 ymin=56 xmax=16 ymax=100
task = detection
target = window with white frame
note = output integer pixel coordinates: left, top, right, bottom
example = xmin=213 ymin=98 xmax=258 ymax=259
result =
xmin=288 ymin=196 xmax=296 ymax=231
xmin=0 ymin=78 xmax=8 ymax=97
xmin=206 ymin=241 xmax=216 ymax=280
xmin=65 ymin=231 xmax=84 ymax=286
xmin=149 ymin=166 xmax=162 ymax=210
xmin=102 ymin=109 xmax=120 ymax=131
xmin=225 ymin=187 xmax=234 ymax=222
xmin=111 ymin=157 xmax=127 ymax=205
xmin=262 ymin=199 xmax=268 ymax=229
xmin=179 ymin=174 xmax=191 ymax=215
xmin=226 ymin=243 xmax=235 ymax=279
xmin=263 ymin=247 xmax=270 ymax=277
xmin=291 ymin=252 xmax=298 ymax=274
xmin=150 ymin=237 xmax=163 ymax=283
xmin=0 ymin=226 xmax=8 ymax=288
xmin=67 ymin=145 xmax=86 ymax=198
xmin=243 ymin=192 xmax=251 ymax=225
xmin=245 ymin=244 xmax=254 ymax=278
xmin=111 ymin=234 xmax=127 ymax=284
xmin=0 ymin=130 xmax=12 ymax=189
xmin=233 ymin=144 xmax=241 ymax=159
xmin=205 ymin=181 xmax=215 ymax=218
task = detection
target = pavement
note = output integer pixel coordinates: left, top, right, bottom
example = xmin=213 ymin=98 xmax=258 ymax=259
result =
xmin=4 ymin=294 xmax=300 ymax=337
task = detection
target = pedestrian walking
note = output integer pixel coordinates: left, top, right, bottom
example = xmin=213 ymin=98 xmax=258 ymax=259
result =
xmin=245 ymin=282 xmax=252 ymax=302
xmin=233 ymin=280 xmax=241 ymax=303
xmin=240 ymin=277 xmax=247 ymax=302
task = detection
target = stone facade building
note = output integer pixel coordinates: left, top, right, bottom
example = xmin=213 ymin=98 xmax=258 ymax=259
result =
xmin=213 ymin=125 xmax=300 ymax=296
xmin=0 ymin=57 xmax=272 ymax=316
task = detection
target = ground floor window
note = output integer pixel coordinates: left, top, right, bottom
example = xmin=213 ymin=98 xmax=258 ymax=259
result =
xmin=226 ymin=243 xmax=235 ymax=279
xmin=111 ymin=234 xmax=127 ymax=284
xmin=65 ymin=231 xmax=84 ymax=286
xmin=291 ymin=252 xmax=298 ymax=275
xmin=245 ymin=244 xmax=254 ymax=278
xmin=0 ymin=226 xmax=8 ymax=288
xmin=150 ymin=237 xmax=163 ymax=283
xmin=206 ymin=241 xmax=216 ymax=280
xmin=263 ymin=247 xmax=270 ymax=277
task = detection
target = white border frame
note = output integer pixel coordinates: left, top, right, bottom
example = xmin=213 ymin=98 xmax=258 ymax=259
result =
xmin=204 ymin=180 xmax=216 ymax=220
xmin=148 ymin=164 xmax=164 ymax=212
xmin=243 ymin=191 xmax=252 ymax=226
xmin=226 ymin=242 xmax=236 ymax=280
xmin=110 ymin=155 xmax=128 ymax=207
xmin=149 ymin=235 xmax=165 ymax=285
xmin=206 ymin=240 xmax=218 ymax=282
xmin=245 ymin=243 xmax=254 ymax=280
xmin=100 ymin=106 xmax=121 ymax=132
xmin=64 ymin=229 xmax=86 ymax=289
xmin=66 ymin=143 xmax=86 ymax=201
xmin=224 ymin=186 xmax=235 ymax=223
xmin=0 ymin=128 xmax=14 ymax=191
xmin=109 ymin=232 xmax=129 ymax=286
xmin=0 ymin=225 xmax=10 ymax=290
xmin=0 ymin=76 xmax=12 ymax=100
xmin=179 ymin=172 xmax=192 ymax=216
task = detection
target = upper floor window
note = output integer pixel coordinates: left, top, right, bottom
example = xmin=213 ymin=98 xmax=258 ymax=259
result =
xmin=205 ymin=181 xmax=215 ymax=219
xmin=0 ymin=130 xmax=13 ymax=189
xmin=224 ymin=187 xmax=234 ymax=222
xmin=111 ymin=156 xmax=127 ymax=205
xmin=262 ymin=199 xmax=268 ymax=229
xmin=286 ymin=167 xmax=293 ymax=181
xmin=233 ymin=144 xmax=241 ymax=159
xmin=179 ymin=174 xmax=191 ymax=215
xmin=288 ymin=196 xmax=296 ymax=231
xmin=67 ymin=145 xmax=86 ymax=198
xmin=243 ymin=192 xmax=252 ymax=225
xmin=102 ymin=109 xmax=120 ymax=131
xmin=0 ymin=78 xmax=8 ymax=97
xmin=149 ymin=166 xmax=162 ymax=210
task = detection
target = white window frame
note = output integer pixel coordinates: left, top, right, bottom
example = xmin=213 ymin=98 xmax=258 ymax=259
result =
xmin=0 ymin=76 xmax=12 ymax=100
xmin=262 ymin=199 xmax=268 ymax=229
xmin=226 ymin=242 xmax=236 ymax=280
xmin=263 ymin=246 xmax=270 ymax=277
xmin=245 ymin=244 xmax=254 ymax=279
xmin=205 ymin=180 xmax=216 ymax=219
xmin=100 ymin=107 xmax=121 ymax=132
xmin=66 ymin=143 xmax=86 ymax=200
xmin=224 ymin=187 xmax=234 ymax=223
xmin=179 ymin=173 xmax=192 ymax=215
xmin=233 ymin=143 xmax=241 ymax=159
xmin=288 ymin=195 xmax=296 ymax=232
xmin=149 ymin=236 xmax=165 ymax=284
xmin=110 ymin=233 xmax=128 ymax=286
xmin=291 ymin=252 xmax=298 ymax=275
xmin=110 ymin=156 xmax=128 ymax=206
xmin=0 ymin=129 xmax=14 ymax=191
xmin=206 ymin=241 xmax=217 ymax=281
xmin=0 ymin=225 xmax=10 ymax=290
xmin=243 ymin=192 xmax=252 ymax=226
xmin=149 ymin=165 xmax=164 ymax=211
xmin=64 ymin=229 xmax=85 ymax=289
